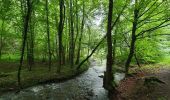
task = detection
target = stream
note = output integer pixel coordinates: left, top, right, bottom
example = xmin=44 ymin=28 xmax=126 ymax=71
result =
xmin=0 ymin=60 xmax=125 ymax=100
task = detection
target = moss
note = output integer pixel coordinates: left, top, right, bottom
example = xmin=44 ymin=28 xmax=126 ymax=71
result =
xmin=0 ymin=62 xmax=89 ymax=95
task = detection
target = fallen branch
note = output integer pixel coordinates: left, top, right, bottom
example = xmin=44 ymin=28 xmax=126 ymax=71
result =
xmin=76 ymin=35 xmax=106 ymax=70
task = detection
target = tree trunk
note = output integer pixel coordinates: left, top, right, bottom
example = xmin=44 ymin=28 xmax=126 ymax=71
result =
xmin=125 ymin=36 xmax=136 ymax=75
xmin=74 ymin=0 xmax=79 ymax=59
xmin=103 ymin=0 xmax=116 ymax=99
xmin=62 ymin=5 xmax=66 ymax=65
xmin=87 ymin=26 xmax=91 ymax=56
xmin=75 ymin=0 xmax=85 ymax=65
xmin=45 ymin=0 xmax=51 ymax=71
xmin=0 ymin=20 xmax=4 ymax=60
xmin=69 ymin=0 xmax=74 ymax=66
xmin=134 ymin=52 xmax=141 ymax=67
xmin=55 ymin=12 xmax=59 ymax=60
xmin=125 ymin=6 xmax=139 ymax=76
xmin=58 ymin=0 xmax=64 ymax=73
xmin=18 ymin=0 xmax=32 ymax=89
xmin=27 ymin=10 xmax=35 ymax=71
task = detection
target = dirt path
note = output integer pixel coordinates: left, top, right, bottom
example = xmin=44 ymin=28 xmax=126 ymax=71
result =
xmin=118 ymin=68 xmax=170 ymax=100
xmin=147 ymin=69 xmax=170 ymax=100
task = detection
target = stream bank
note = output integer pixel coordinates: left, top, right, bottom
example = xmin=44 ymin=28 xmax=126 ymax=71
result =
xmin=0 ymin=61 xmax=109 ymax=100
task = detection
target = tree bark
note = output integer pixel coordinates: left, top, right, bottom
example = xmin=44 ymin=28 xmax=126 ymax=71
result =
xmin=55 ymin=11 xmax=59 ymax=60
xmin=74 ymin=0 xmax=79 ymax=57
xmin=69 ymin=0 xmax=74 ymax=66
xmin=18 ymin=0 xmax=32 ymax=89
xmin=0 ymin=20 xmax=4 ymax=60
xmin=58 ymin=0 xmax=64 ymax=72
xmin=45 ymin=0 xmax=51 ymax=71
xmin=125 ymin=3 xmax=139 ymax=76
xmin=103 ymin=1 xmax=115 ymax=99
xmin=75 ymin=0 xmax=85 ymax=65
xmin=27 ymin=10 xmax=35 ymax=71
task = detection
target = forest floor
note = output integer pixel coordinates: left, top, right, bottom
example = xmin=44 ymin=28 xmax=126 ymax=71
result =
xmin=117 ymin=64 xmax=170 ymax=100
xmin=0 ymin=61 xmax=89 ymax=95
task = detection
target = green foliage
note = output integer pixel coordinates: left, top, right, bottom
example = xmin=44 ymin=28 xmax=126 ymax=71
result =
xmin=136 ymin=37 xmax=163 ymax=63
xmin=157 ymin=97 xmax=168 ymax=100
xmin=0 ymin=0 xmax=170 ymax=94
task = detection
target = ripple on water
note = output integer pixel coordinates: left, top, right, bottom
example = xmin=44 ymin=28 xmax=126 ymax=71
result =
xmin=0 ymin=63 xmax=109 ymax=100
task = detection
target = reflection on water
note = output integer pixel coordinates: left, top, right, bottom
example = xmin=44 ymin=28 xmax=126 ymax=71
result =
xmin=0 ymin=61 xmax=108 ymax=100
xmin=0 ymin=60 xmax=125 ymax=100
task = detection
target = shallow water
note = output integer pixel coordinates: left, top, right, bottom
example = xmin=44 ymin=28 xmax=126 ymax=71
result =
xmin=0 ymin=61 xmax=109 ymax=100
xmin=0 ymin=60 xmax=125 ymax=100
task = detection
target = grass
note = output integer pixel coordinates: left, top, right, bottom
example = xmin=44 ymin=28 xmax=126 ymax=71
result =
xmin=159 ymin=55 xmax=170 ymax=65
xmin=137 ymin=55 xmax=170 ymax=71
xmin=0 ymin=62 xmax=89 ymax=95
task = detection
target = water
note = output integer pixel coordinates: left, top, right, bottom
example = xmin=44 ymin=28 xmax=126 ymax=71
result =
xmin=0 ymin=60 xmax=125 ymax=100
xmin=114 ymin=73 xmax=125 ymax=85
xmin=0 ymin=61 xmax=108 ymax=100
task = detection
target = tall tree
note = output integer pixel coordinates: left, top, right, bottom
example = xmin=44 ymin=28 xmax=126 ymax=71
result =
xmin=18 ymin=0 xmax=32 ymax=88
xmin=103 ymin=0 xmax=115 ymax=99
xmin=75 ymin=0 xmax=85 ymax=65
xmin=27 ymin=6 xmax=35 ymax=71
xmin=69 ymin=0 xmax=74 ymax=66
xmin=125 ymin=0 xmax=139 ymax=76
xmin=45 ymin=0 xmax=51 ymax=71
xmin=125 ymin=0 xmax=170 ymax=75
xmin=58 ymin=0 xmax=64 ymax=72
xmin=0 ymin=20 xmax=4 ymax=60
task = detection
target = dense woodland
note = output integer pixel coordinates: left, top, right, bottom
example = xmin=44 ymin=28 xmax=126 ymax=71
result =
xmin=0 ymin=0 xmax=170 ymax=99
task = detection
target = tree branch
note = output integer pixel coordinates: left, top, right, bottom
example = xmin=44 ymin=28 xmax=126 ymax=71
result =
xmin=136 ymin=19 xmax=170 ymax=37
xmin=137 ymin=33 xmax=170 ymax=39
xmin=138 ymin=1 xmax=157 ymax=18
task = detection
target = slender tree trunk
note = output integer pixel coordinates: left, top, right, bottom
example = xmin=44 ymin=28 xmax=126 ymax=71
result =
xmin=134 ymin=52 xmax=141 ymax=67
xmin=58 ymin=0 xmax=64 ymax=72
xmin=55 ymin=12 xmax=59 ymax=59
xmin=74 ymin=0 xmax=79 ymax=59
xmin=75 ymin=32 xmax=82 ymax=64
xmin=123 ymin=31 xmax=141 ymax=68
xmin=45 ymin=0 xmax=52 ymax=71
xmin=29 ymin=13 xmax=35 ymax=71
xmin=30 ymin=15 xmax=35 ymax=65
xmin=66 ymin=18 xmax=70 ymax=62
xmin=75 ymin=0 xmax=85 ymax=65
xmin=0 ymin=20 xmax=4 ymax=60
xmin=62 ymin=5 xmax=66 ymax=65
xmin=125 ymin=5 xmax=139 ymax=76
xmin=26 ymin=39 xmax=30 ymax=70
xmin=27 ymin=10 xmax=35 ymax=71
xmin=69 ymin=0 xmax=74 ymax=66
xmin=87 ymin=26 xmax=91 ymax=56
xmin=18 ymin=0 xmax=32 ymax=89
